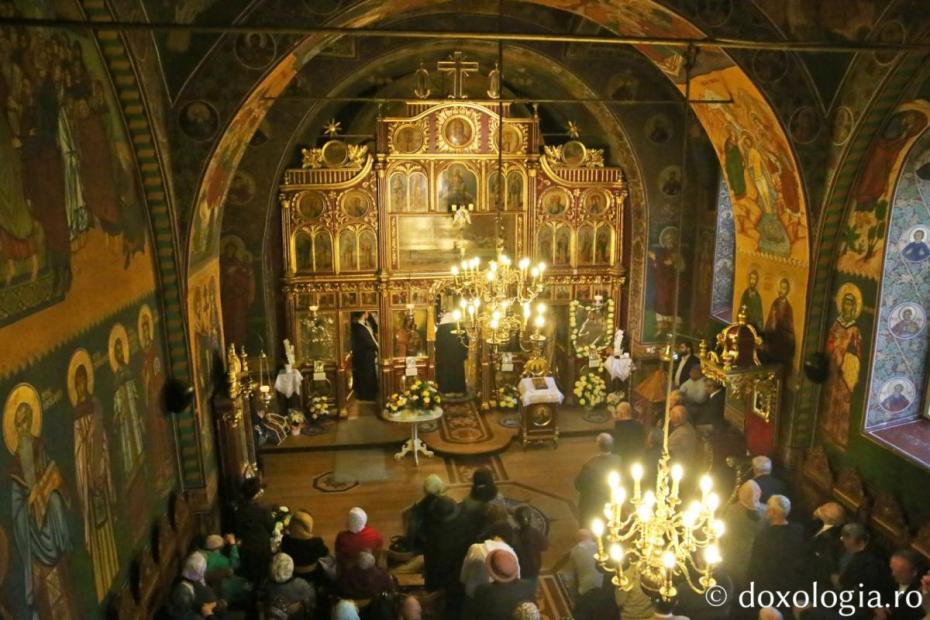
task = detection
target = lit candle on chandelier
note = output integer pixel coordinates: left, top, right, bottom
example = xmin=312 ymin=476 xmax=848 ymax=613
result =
xmin=631 ymin=463 xmax=643 ymax=501
xmin=591 ymin=518 xmax=606 ymax=562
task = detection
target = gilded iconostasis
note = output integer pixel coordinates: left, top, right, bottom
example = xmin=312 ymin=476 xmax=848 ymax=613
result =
xmin=7 ymin=0 xmax=930 ymax=616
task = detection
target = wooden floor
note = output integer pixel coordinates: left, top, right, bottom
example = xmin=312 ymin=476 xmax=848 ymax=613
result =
xmin=260 ymin=434 xmax=602 ymax=575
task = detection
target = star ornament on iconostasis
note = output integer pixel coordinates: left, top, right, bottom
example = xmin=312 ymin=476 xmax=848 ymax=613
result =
xmin=323 ymin=119 xmax=342 ymax=137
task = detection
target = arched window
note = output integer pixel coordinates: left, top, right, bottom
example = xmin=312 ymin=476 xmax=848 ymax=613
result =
xmin=866 ymin=131 xmax=930 ymax=428
xmin=710 ymin=177 xmax=735 ymax=323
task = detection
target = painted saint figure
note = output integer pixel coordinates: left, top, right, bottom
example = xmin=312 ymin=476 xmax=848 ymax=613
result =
xmin=820 ymin=290 xmax=863 ymax=448
xmin=111 ymin=331 xmax=145 ymax=477
xmin=738 ymin=270 xmax=764 ymax=331
xmin=140 ymin=310 xmax=174 ymax=491
xmin=890 ymin=307 xmax=922 ymax=339
xmin=880 ymin=383 xmax=911 ymax=413
xmin=70 ymin=356 xmax=119 ymax=602
xmin=7 ymin=386 xmax=78 ymax=619
xmin=902 ymin=229 xmax=930 ymax=262
xmin=763 ymin=278 xmax=796 ymax=364
xmin=648 ymin=226 xmax=684 ymax=336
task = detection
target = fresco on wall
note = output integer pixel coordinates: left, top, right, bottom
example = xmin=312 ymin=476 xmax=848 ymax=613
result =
xmin=864 ymin=130 xmax=930 ymax=428
xmin=820 ymin=282 xmax=866 ymax=449
xmin=836 ymin=102 xmax=930 ymax=277
xmin=220 ymin=235 xmax=256 ymax=347
xmin=0 ymin=7 xmax=149 ymax=331
xmin=188 ymin=264 xmax=224 ymax=469
xmin=0 ymin=297 xmax=174 ymax=618
xmin=710 ymin=179 xmax=735 ymax=323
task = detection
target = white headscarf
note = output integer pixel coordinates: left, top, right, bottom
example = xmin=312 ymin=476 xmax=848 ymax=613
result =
xmin=333 ymin=600 xmax=361 ymax=620
xmin=347 ymin=507 xmax=368 ymax=533
xmin=270 ymin=552 xmax=294 ymax=583
xmin=182 ymin=551 xmax=207 ymax=584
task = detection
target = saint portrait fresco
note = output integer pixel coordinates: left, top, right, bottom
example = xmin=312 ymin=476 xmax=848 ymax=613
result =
xmin=901 ymin=226 xmax=930 ymax=262
xmin=234 ymin=32 xmax=277 ymax=70
xmin=577 ymin=225 xmax=595 ymax=265
xmin=294 ymin=230 xmax=313 ymax=271
xmin=409 ymin=172 xmax=428 ymax=211
xmin=358 ymin=228 xmax=377 ymax=270
xmin=888 ymin=302 xmax=925 ymax=339
xmin=178 ymin=100 xmax=219 ymax=141
xmin=488 ymin=171 xmax=503 ymax=210
xmin=298 ymin=191 xmax=326 ymax=219
xmin=389 ymin=173 xmax=408 ymax=212
xmin=343 ymin=190 xmax=371 ymax=218
xmin=438 ymin=164 xmax=477 ymax=211
xmin=554 ymin=226 xmax=572 ymax=266
xmin=585 ymin=191 xmax=609 ymax=216
xmin=763 ymin=277 xmax=796 ymax=364
xmin=820 ymin=284 xmax=863 ymax=448
xmin=4 ymin=382 xmax=78 ymax=618
xmin=227 ymin=171 xmax=256 ymax=205
xmin=648 ymin=226 xmax=685 ymax=337
xmin=562 ymin=141 xmax=586 ymax=166
xmin=442 ymin=117 xmax=473 ymax=148
xmin=536 ymin=226 xmax=554 ymax=264
xmin=659 ymin=165 xmax=682 ymax=197
xmin=506 ymin=171 xmax=524 ymax=209
xmin=501 ymin=125 xmax=523 ymax=153
xmin=595 ymin=226 xmax=612 ymax=264
xmin=339 ymin=229 xmax=357 ymax=271
xmin=645 ymin=114 xmax=671 ymax=144
xmin=393 ymin=125 xmax=423 ymax=153
xmin=877 ymin=378 xmax=916 ymax=414
xmin=543 ymin=189 xmax=571 ymax=217
xmin=314 ymin=231 xmax=334 ymax=272
xmin=68 ymin=348 xmax=119 ymax=602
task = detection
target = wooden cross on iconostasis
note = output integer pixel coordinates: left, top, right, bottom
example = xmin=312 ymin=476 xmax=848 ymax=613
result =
xmin=438 ymin=51 xmax=479 ymax=99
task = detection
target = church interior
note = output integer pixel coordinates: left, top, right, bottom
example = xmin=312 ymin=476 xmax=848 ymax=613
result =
xmin=4 ymin=0 xmax=930 ymax=618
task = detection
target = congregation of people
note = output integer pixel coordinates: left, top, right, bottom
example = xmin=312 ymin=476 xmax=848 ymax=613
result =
xmin=156 ymin=358 xmax=930 ymax=620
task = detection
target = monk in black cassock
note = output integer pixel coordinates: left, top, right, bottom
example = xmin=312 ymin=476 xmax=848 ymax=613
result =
xmin=351 ymin=311 xmax=379 ymax=400
xmin=435 ymin=311 xmax=468 ymax=394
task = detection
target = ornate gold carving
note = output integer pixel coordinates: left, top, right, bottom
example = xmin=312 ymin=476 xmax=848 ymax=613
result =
xmin=543 ymin=141 xmax=605 ymax=168
xmin=347 ymin=144 xmax=369 ymax=168
xmin=301 ymin=147 xmax=324 ymax=169
xmin=435 ymin=106 xmax=481 ymax=153
xmin=437 ymin=51 xmax=478 ymax=99
xmin=388 ymin=122 xmax=427 ymax=155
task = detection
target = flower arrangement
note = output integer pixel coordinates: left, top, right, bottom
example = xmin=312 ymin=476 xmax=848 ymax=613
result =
xmin=271 ymin=505 xmax=291 ymax=552
xmin=496 ymin=384 xmax=519 ymax=410
xmin=287 ymin=409 xmax=305 ymax=436
xmin=308 ymin=395 xmax=331 ymax=422
xmin=569 ymin=297 xmax=615 ymax=356
xmin=385 ymin=379 xmax=442 ymax=415
xmin=573 ymin=371 xmax=607 ymax=409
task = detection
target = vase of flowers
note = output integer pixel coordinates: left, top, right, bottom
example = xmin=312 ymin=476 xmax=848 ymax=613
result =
xmin=308 ymin=395 xmax=331 ymax=424
xmin=287 ymin=409 xmax=305 ymax=435
xmin=573 ymin=371 xmax=606 ymax=409
xmin=496 ymin=384 xmax=519 ymax=410
xmin=385 ymin=379 xmax=442 ymax=416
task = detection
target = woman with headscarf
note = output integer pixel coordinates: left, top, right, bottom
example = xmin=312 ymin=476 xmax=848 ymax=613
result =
xmin=721 ymin=479 xmax=766 ymax=589
xmin=459 ymin=468 xmax=506 ymax=543
xmin=512 ymin=506 xmax=548 ymax=592
xmin=332 ymin=599 xmax=361 ymax=620
xmin=261 ymin=553 xmax=315 ymax=619
xmin=335 ymin=507 xmax=384 ymax=570
xmin=423 ymin=496 xmax=470 ymax=594
xmin=179 ymin=552 xmax=223 ymax=616
xmin=279 ymin=510 xmax=331 ymax=618
xmin=336 ymin=550 xmax=395 ymax=600
xmin=200 ymin=534 xmax=249 ymax=608
xmin=404 ymin=475 xmax=445 ymax=553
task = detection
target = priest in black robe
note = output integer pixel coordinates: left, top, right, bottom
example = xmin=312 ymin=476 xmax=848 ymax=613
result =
xmin=435 ymin=312 xmax=468 ymax=395
xmin=351 ymin=311 xmax=379 ymax=401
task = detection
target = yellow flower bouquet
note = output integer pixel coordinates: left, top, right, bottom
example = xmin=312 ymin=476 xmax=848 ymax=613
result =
xmin=386 ymin=379 xmax=442 ymax=414
xmin=573 ymin=370 xmax=606 ymax=409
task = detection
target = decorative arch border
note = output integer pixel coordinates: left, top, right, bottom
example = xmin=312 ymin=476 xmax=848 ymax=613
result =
xmin=81 ymin=2 xmax=203 ymax=488
xmin=187 ymin=0 xmax=810 ymax=360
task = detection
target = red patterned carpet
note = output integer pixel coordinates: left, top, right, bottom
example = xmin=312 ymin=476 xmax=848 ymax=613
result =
xmin=419 ymin=400 xmax=518 ymax=455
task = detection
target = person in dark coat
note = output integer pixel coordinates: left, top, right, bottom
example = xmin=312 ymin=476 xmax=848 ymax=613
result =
xmin=403 ymin=474 xmax=445 ymax=553
xmin=234 ymin=477 xmax=275 ymax=584
xmin=746 ymin=495 xmax=805 ymax=614
xmin=435 ymin=311 xmax=469 ymax=394
xmin=611 ymin=401 xmax=645 ymax=464
xmin=465 ymin=548 xmax=536 ymax=620
xmin=751 ymin=456 xmax=787 ymax=503
xmin=279 ymin=510 xmax=330 ymax=619
xmin=889 ymin=549 xmax=924 ymax=620
xmin=336 ymin=550 xmax=395 ymax=600
xmin=672 ymin=341 xmax=701 ymax=387
xmin=696 ymin=380 xmax=726 ymax=430
xmin=423 ymin=496 xmax=470 ymax=593
xmin=574 ymin=434 xmax=623 ymax=530
xmin=351 ymin=311 xmax=379 ymax=400
xmin=459 ymin=467 xmax=505 ymax=543
xmin=512 ymin=506 xmax=548 ymax=591
xmin=805 ymin=502 xmax=846 ymax=589
xmin=834 ymin=523 xmax=894 ymax=619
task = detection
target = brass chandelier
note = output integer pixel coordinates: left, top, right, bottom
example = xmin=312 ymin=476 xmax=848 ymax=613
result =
xmin=447 ymin=255 xmax=548 ymax=346
xmin=589 ymin=44 xmax=724 ymax=602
